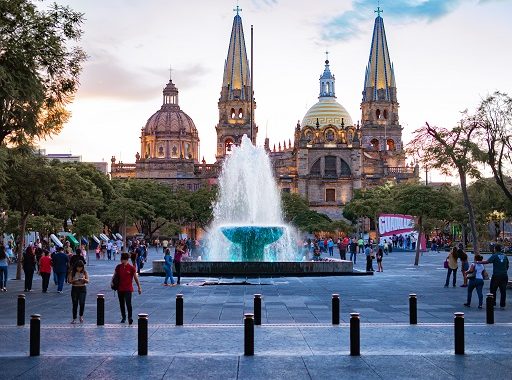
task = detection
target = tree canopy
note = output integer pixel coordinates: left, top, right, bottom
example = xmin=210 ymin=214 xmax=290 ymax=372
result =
xmin=0 ymin=0 xmax=86 ymax=145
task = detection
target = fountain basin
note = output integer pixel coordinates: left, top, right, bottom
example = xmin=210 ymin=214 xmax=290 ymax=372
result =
xmin=149 ymin=260 xmax=360 ymax=277
xmin=220 ymin=225 xmax=285 ymax=262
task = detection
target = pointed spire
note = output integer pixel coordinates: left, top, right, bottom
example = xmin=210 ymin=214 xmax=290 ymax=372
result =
xmin=363 ymin=9 xmax=397 ymax=102
xmin=222 ymin=9 xmax=250 ymax=100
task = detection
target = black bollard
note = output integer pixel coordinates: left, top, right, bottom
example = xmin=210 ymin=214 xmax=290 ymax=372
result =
xmin=486 ymin=293 xmax=494 ymax=324
xmin=29 ymin=314 xmax=41 ymax=356
xmin=17 ymin=294 xmax=26 ymax=326
xmin=454 ymin=312 xmax=464 ymax=355
xmin=350 ymin=313 xmax=360 ymax=356
xmin=138 ymin=313 xmax=148 ymax=356
xmin=244 ymin=313 xmax=254 ymax=356
xmin=409 ymin=294 xmax=417 ymax=325
xmin=332 ymin=294 xmax=340 ymax=325
xmin=176 ymin=294 xmax=183 ymax=326
xmin=97 ymin=294 xmax=105 ymax=326
xmin=254 ymin=294 xmax=262 ymax=326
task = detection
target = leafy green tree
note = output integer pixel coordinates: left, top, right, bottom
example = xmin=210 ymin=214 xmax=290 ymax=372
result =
xmin=73 ymin=214 xmax=102 ymax=251
xmin=26 ymin=214 xmax=62 ymax=240
xmin=393 ymin=184 xmax=452 ymax=265
xmin=186 ymin=187 xmax=217 ymax=229
xmin=0 ymin=0 xmax=86 ymax=145
xmin=409 ymin=120 xmax=482 ymax=254
xmin=103 ymin=197 xmax=151 ymax=250
xmin=4 ymin=155 xmax=58 ymax=278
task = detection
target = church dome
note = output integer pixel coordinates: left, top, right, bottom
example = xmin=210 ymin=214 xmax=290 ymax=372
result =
xmin=140 ymin=78 xmax=200 ymax=161
xmin=143 ymin=80 xmax=198 ymax=135
xmin=302 ymin=97 xmax=354 ymax=128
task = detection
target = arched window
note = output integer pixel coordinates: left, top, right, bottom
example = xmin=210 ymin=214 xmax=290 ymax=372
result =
xmin=310 ymin=159 xmax=321 ymax=176
xmin=145 ymin=145 xmax=150 ymax=159
xmin=238 ymin=108 xmax=243 ymax=118
xmin=386 ymin=139 xmax=395 ymax=151
xmin=158 ymin=145 xmax=165 ymax=158
xmin=383 ymin=109 xmax=388 ymax=119
xmin=304 ymin=130 xmax=312 ymax=142
xmin=230 ymin=108 xmax=236 ymax=119
xmin=371 ymin=138 xmax=379 ymax=151
xmin=171 ymin=145 xmax=178 ymax=158
xmin=324 ymin=156 xmax=337 ymax=177
xmin=376 ymin=109 xmax=381 ymax=119
xmin=225 ymin=138 xmax=234 ymax=155
xmin=185 ymin=143 xmax=191 ymax=159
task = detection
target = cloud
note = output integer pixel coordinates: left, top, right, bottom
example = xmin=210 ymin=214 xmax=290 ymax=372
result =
xmin=78 ymin=49 xmax=209 ymax=101
xmin=322 ymin=0 xmax=463 ymax=41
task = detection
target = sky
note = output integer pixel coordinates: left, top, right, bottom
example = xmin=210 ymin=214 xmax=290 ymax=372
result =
xmin=39 ymin=0 xmax=512 ymax=182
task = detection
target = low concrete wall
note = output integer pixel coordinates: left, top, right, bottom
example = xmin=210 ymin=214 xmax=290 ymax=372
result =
xmin=150 ymin=260 xmax=359 ymax=277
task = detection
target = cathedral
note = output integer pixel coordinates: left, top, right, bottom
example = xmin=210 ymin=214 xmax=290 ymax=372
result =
xmin=111 ymin=9 xmax=418 ymax=219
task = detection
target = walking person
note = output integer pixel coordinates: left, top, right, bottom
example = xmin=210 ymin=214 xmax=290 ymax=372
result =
xmin=68 ymin=262 xmax=89 ymax=323
xmin=458 ymin=244 xmax=469 ymax=288
xmin=479 ymin=244 xmax=509 ymax=309
xmin=174 ymin=244 xmax=184 ymax=285
xmin=0 ymin=246 xmax=8 ymax=291
xmin=162 ymin=248 xmax=176 ymax=286
xmin=327 ymin=238 xmax=334 ymax=257
xmin=23 ymin=245 xmax=36 ymax=292
xmin=350 ymin=238 xmax=357 ymax=264
xmin=376 ymin=247 xmax=384 ymax=272
xmin=365 ymin=244 xmax=373 ymax=272
xmin=39 ymin=250 xmax=52 ymax=292
xmin=52 ymin=246 xmax=69 ymax=293
xmin=113 ymin=252 xmax=142 ymax=324
xmin=444 ymin=247 xmax=458 ymax=288
xmin=464 ymin=254 xmax=485 ymax=309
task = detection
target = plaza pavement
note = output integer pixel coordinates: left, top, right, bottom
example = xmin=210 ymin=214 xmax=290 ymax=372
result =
xmin=0 ymin=248 xmax=510 ymax=379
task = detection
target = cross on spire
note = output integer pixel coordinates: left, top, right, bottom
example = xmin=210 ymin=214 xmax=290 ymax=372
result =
xmin=375 ymin=3 xmax=383 ymax=18
xmin=325 ymin=51 xmax=329 ymax=62
xmin=233 ymin=4 xmax=242 ymax=15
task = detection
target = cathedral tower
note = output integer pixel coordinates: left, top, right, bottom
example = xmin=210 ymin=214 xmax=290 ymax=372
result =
xmin=360 ymin=8 xmax=402 ymax=153
xmin=216 ymin=8 xmax=256 ymax=160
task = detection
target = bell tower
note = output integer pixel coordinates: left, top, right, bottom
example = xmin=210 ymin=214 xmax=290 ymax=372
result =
xmin=360 ymin=7 xmax=402 ymax=153
xmin=216 ymin=7 xmax=256 ymax=160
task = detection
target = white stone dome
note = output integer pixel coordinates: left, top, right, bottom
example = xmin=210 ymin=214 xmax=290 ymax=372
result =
xmin=302 ymin=97 xmax=354 ymax=128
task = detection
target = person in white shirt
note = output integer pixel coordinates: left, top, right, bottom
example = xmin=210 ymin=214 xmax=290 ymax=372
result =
xmin=464 ymin=254 xmax=485 ymax=309
xmin=107 ymin=241 xmax=113 ymax=260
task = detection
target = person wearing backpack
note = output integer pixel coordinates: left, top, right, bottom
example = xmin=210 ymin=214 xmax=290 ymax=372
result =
xmin=112 ymin=252 xmax=142 ymax=324
xmin=464 ymin=254 xmax=485 ymax=309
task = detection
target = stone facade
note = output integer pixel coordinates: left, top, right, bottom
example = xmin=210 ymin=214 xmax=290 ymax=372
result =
xmin=111 ymin=12 xmax=418 ymax=219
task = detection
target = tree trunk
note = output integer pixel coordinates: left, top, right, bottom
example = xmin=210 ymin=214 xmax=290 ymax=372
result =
xmin=16 ymin=213 xmax=29 ymax=280
xmin=122 ymin=214 xmax=127 ymax=253
xmin=414 ymin=216 xmax=422 ymax=266
xmin=459 ymin=170 xmax=480 ymax=255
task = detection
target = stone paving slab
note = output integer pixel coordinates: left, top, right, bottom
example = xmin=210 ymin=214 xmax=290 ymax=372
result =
xmin=0 ymin=324 xmax=511 ymax=357
xmin=1 ymin=354 xmax=511 ymax=380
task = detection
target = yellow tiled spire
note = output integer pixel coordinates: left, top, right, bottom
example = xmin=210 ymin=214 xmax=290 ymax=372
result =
xmin=363 ymin=9 xmax=397 ymax=102
xmin=222 ymin=9 xmax=250 ymax=100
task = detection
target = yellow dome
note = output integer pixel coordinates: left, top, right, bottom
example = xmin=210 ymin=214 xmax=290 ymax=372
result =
xmin=302 ymin=97 xmax=353 ymax=128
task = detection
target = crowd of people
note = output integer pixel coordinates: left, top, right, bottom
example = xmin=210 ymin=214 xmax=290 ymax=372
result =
xmin=302 ymin=236 xmax=391 ymax=272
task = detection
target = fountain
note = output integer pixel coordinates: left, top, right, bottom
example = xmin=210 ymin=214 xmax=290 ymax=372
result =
xmin=151 ymin=135 xmax=355 ymax=276
xmin=207 ymin=135 xmax=296 ymax=262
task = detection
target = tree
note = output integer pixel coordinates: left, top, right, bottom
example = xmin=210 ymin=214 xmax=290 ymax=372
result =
xmin=409 ymin=120 xmax=481 ymax=254
xmin=73 ymin=214 xmax=102 ymax=252
xmin=0 ymin=0 xmax=86 ymax=145
xmin=187 ymin=187 xmax=217 ymax=229
xmin=103 ymin=197 xmax=151 ymax=250
xmin=343 ymin=185 xmax=394 ymax=237
xmin=393 ymin=184 xmax=452 ymax=265
xmin=4 ymin=155 xmax=58 ymax=278
xmin=473 ymin=91 xmax=512 ymax=202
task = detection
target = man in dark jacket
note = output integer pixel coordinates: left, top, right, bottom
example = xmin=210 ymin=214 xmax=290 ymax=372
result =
xmin=69 ymin=248 xmax=86 ymax=269
xmin=52 ymin=247 xmax=69 ymax=293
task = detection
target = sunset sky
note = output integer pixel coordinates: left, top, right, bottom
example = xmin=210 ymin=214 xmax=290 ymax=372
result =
xmin=40 ymin=0 xmax=512 ymax=181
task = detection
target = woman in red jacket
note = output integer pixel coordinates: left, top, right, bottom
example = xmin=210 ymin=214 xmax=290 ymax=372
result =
xmin=112 ymin=252 xmax=142 ymax=325
xmin=39 ymin=250 xmax=52 ymax=293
